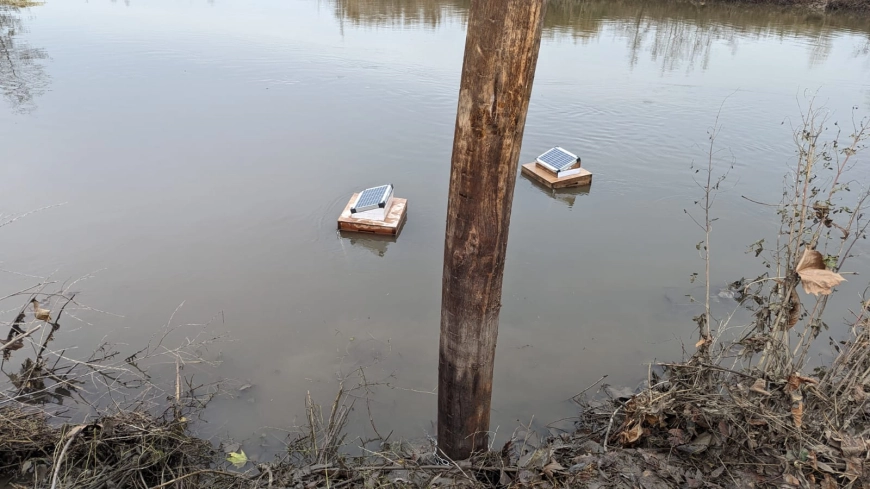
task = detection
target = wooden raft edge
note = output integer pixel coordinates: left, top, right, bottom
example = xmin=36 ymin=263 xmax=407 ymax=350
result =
xmin=337 ymin=195 xmax=408 ymax=236
xmin=521 ymin=162 xmax=592 ymax=189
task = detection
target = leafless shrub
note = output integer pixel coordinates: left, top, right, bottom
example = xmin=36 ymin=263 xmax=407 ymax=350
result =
xmin=602 ymin=98 xmax=870 ymax=487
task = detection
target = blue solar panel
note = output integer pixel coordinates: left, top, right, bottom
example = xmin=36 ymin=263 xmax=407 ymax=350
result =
xmin=352 ymin=185 xmax=392 ymax=213
xmin=537 ymin=147 xmax=579 ymax=171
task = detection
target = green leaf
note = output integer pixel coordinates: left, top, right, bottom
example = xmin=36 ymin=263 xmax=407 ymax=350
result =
xmin=823 ymin=255 xmax=838 ymax=269
xmin=227 ymin=450 xmax=248 ymax=469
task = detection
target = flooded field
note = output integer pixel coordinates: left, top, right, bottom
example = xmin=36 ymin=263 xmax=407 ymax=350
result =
xmin=2 ymin=0 xmax=870 ymax=451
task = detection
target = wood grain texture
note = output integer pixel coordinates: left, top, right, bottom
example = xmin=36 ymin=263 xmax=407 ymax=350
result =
xmin=521 ymin=162 xmax=592 ymax=188
xmin=337 ymin=193 xmax=407 ymax=236
xmin=438 ymin=0 xmax=547 ymax=460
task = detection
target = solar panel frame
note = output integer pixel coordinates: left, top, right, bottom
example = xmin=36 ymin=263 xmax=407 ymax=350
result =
xmin=351 ymin=185 xmax=393 ymax=214
xmin=536 ymin=147 xmax=580 ymax=172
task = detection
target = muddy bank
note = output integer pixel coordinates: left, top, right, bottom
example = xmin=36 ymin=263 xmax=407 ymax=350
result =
xmin=3 ymin=345 xmax=869 ymax=489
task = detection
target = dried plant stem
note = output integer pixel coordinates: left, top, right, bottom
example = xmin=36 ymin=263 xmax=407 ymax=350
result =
xmin=0 ymin=323 xmax=41 ymax=351
xmin=602 ymin=404 xmax=623 ymax=452
xmin=147 ymin=469 xmax=243 ymax=489
xmin=689 ymin=96 xmax=734 ymax=350
xmin=50 ymin=425 xmax=85 ymax=489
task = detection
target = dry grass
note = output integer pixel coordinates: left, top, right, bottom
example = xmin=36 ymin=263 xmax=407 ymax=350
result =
xmin=592 ymin=100 xmax=870 ymax=487
xmin=0 ymin=0 xmax=43 ymax=8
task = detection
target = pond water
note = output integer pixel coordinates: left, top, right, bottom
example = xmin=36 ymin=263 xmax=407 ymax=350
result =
xmin=2 ymin=0 xmax=870 ymax=451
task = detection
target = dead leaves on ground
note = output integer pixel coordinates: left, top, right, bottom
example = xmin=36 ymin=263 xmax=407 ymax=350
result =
xmin=786 ymin=373 xmax=818 ymax=394
xmin=821 ymin=474 xmax=837 ymax=489
xmin=845 ymin=457 xmax=863 ymax=482
xmin=819 ymin=432 xmax=868 ymax=482
xmin=750 ymin=378 xmax=771 ymax=396
xmin=783 ymin=473 xmax=801 ymax=486
xmin=786 ymin=373 xmax=817 ymax=429
xmin=620 ymin=422 xmax=643 ymax=445
xmin=742 ymin=373 xmax=819 ymax=429
xmin=796 ymin=248 xmax=846 ymax=296
xmin=541 ymin=460 xmax=564 ymax=478
xmin=791 ymin=402 xmax=804 ymax=429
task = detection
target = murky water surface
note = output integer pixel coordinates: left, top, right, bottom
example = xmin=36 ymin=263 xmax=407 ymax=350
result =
xmin=2 ymin=0 xmax=870 ymax=450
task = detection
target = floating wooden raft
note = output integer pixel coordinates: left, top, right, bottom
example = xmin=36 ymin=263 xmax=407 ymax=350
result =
xmin=521 ymin=162 xmax=592 ymax=189
xmin=337 ymin=193 xmax=407 ymax=236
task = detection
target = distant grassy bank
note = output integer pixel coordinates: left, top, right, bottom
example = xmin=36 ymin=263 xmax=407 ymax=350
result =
xmin=0 ymin=0 xmax=42 ymax=8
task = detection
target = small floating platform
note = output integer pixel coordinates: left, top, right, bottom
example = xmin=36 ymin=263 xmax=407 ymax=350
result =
xmin=521 ymin=162 xmax=592 ymax=189
xmin=338 ymin=193 xmax=407 ymax=236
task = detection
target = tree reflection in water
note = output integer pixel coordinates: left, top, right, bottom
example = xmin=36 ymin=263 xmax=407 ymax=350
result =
xmin=330 ymin=0 xmax=870 ymax=72
xmin=0 ymin=0 xmax=48 ymax=114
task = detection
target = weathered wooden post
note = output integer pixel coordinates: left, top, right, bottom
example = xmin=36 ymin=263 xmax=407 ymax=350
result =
xmin=438 ymin=0 xmax=547 ymax=460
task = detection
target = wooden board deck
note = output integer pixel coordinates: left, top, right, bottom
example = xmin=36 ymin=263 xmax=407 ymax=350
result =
xmin=521 ymin=162 xmax=592 ymax=189
xmin=337 ymin=193 xmax=407 ymax=236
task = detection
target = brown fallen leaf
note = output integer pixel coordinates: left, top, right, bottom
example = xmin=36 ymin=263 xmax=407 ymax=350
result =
xmin=30 ymin=299 xmax=51 ymax=322
xmin=795 ymin=373 xmax=817 ymax=386
xmin=619 ymin=422 xmax=643 ymax=445
xmin=821 ymin=474 xmax=837 ymax=489
xmin=786 ymin=373 xmax=816 ymax=403
xmin=750 ymin=378 xmax=771 ymax=396
xmin=815 ymin=460 xmax=835 ymax=474
xmin=845 ymin=456 xmax=863 ymax=481
xmin=797 ymin=247 xmax=826 ymax=272
xmin=791 ymin=401 xmax=803 ymax=429
xmin=782 ymin=474 xmax=801 ymax=487
xmin=718 ymin=420 xmax=730 ymax=438
xmin=668 ymin=428 xmax=688 ymax=447
xmin=787 ymin=293 xmax=801 ymax=328
xmin=645 ymin=414 xmax=662 ymax=427
xmin=786 ymin=374 xmax=800 ymax=393
xmin=695 ymin=336 xmax=711 ymax=349
xmin=836 ymin=433 xmax=865 ymax=457
xmin=796 ymin=248 xmax=846 ymax=296
xmin=542 ymin=460 xmax=564 ymax=477
xmin=747 ymin=418 xmax=768 ymax=426
xmin=677 ymin=432 xmax=713 ymax=455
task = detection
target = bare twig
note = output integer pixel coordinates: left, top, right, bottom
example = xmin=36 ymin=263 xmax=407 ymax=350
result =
xmin=602 ymin=405 xmax=623 ymax=453
xmin=1 ymin=323 xmax=41 ymax=351
xmin=569 ymin=374 xmax=608 ymax=402
xmin=50 ymin=424 xmax=85 ymax=489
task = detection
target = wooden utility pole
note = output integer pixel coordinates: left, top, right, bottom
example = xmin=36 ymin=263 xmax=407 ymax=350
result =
xmin=438 ymin=0 xmax=547 ymax=460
